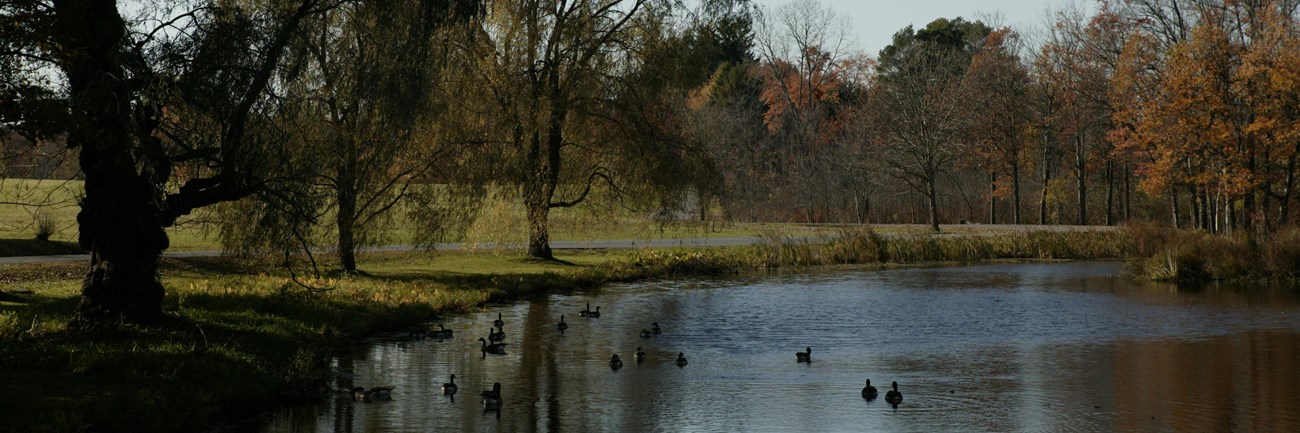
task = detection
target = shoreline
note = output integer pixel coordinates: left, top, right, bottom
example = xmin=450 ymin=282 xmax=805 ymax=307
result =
xmin=0 ymin=228 xmax=1165 ymax=432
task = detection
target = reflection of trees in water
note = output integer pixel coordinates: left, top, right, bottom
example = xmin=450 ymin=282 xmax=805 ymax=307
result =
xmin=1113 ymin=332 xmax=1299 ymax=433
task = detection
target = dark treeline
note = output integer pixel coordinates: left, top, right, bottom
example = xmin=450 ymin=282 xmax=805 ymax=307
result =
xmin=1 ymin=0 xmax=1298 ymax=324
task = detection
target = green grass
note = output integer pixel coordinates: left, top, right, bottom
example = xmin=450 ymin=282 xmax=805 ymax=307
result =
xmin=2 ymin=178 xmax=838 ymax=257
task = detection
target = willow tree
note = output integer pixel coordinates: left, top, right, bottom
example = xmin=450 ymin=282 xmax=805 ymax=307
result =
xmin=0 ymin=0 xmax=470 ymax=325
xmin=290 ymin=1 xmax=476 ymax=272
xmin=472 ymin=0 xmax=688 ymax=259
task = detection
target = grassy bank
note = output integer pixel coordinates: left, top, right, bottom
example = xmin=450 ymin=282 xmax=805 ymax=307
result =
xmin=0 ymin=251 xmax=634 ymax=433
xmin=0 ymin=229 xmax=1136 ymax=432
xmin=1127 ymin=223 xmax=1300 ymax=284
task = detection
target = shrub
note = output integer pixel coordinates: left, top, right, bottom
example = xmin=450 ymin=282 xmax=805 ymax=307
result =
xmin=34 ymin=212 xmax=57 ymax=241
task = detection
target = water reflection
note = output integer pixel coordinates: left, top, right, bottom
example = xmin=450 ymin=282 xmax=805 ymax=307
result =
xmin=259 ymin=262 xmax=1300 ymax=432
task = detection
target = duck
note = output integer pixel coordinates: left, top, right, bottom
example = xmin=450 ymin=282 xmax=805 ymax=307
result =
xmin=796 ymin=347 xmax=811 ymax=363
xmin=676 ymin=352 xmax=688 ymax=367
xmin=493 ymin=312 xmax=505 ymax=329
xmin=651 ymin=322 xmax=662 ymax=334
xmin=884 ymin=381 xmax=903 ymax=406
xmin=635 ymin=347 xmax=647 ymax=363
xmin=488 ymin=326 xmax=505 ymax=343
xmin=441 ymin=374 xmax=458 ymax=396
xmin=639 ymin=328 xmax=652 ymax=338
xmin=579 ymin=302 xmax=592 ymax=317
xmin=481 ymin=382 xmax=503 ymax=409
xmin=609 ymin=354 xmax=624 ymax=369
xmin=861 ymin=379 xmax=878 ymax=400
xmin=478 ymin=337 xmax=508 ymax=355
xmin=587 ymin=306 xmax=601 ymax=318
xmin=433 ymin=324 xmax=453 ymax=339
xmin=488 ymin=325 xmax=506 ymax=343
xmin=556 ymin=315 xmax=569 ymax=331
xmin=352 ymin=385 xmax=394 ymax=402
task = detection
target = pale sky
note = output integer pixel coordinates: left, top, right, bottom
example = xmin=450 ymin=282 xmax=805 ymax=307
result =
xmin=752 ymin=0 xmax=1091 ymax=57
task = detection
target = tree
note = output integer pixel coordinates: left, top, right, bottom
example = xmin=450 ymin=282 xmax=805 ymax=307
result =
xmin=470 ymin=0 xmax=697 ymax=260
xmin=1035 ymin=5 xmax=1130 ymax=226
xmin=963 ymin=27 xmax=1031 ymax=224
xmin=752 ymin=0 xmax=862 ymax=223
xmin=292 ymin=1 xmax=472 ymax=272
xmin=870 ymin=18 xmax=990 ymax=232
xmin=0 ymin=0 xmax=471 ymax=325
xmin=1110 ymin=1 xmax=1300 ymax=232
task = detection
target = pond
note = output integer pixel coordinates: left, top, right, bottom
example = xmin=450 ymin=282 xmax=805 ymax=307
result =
xmin=258 ymin=261 xmax=1300 ymax=432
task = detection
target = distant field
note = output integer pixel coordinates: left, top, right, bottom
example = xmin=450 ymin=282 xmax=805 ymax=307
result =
xmin=0 ymin=178 xmax=82 ymax=243
xmin=1 ymin=179 xmax=839 ymax=255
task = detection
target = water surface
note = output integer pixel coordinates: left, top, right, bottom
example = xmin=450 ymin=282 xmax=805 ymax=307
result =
xmin=259 ymin=262 xmax=1300 ymax=432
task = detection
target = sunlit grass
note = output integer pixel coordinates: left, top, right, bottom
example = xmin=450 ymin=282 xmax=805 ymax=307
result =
xmin=2 ymin=179 xmax=835 ymax=257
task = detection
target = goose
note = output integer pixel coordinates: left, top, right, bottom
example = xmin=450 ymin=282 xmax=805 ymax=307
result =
xmin=861 ymin=379 xmax=878 ymax=400
xmin=441 ymin=374 xmax=458 ymax=396
xmin=488 ymin=326 xmax=505 ymax=343
xmin=493 ymin=312 xmax=505 ymax=329
xmin=635 ymin=347 xmax=647 ymax=363
xmin=587 ymin=306 xmax=601 ymax=318
xmin=609 ymin=354 xmax=624 ymax=369
xmin=796 ymin=347 xmax=812 ymax=363
xmin=885 ymin=381 xmax=903 ymax=406
xmin=352 ymin=386 xmax=394 ymax=402
xmin=676 ymin=352 xmax=688 ymax=367
xmin=556 ymin=315 xmax=569 ymax=331
xmin=579 ymin=302 xmax=591 ymax=317
xmin=639 ymin=328 xmax=652 ymax=338
xmin=478 ymin=337 xmax=508 ymax=355
xmin=481 ymin=382 xmax=503 ymax=409
xmin=651 ymin=322 xmax=662 ymax=334
xmin=434 ymin=324 xmax=453 ymax=339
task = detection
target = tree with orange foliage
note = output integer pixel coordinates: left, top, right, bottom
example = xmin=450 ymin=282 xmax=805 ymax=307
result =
xmin=753 ymin=0 xmax=862 ymax=222
xmin=963 ymin=28 xmax=1032 ymax=224
xmin=1111 ymin=2 xmax=1300 ymax=232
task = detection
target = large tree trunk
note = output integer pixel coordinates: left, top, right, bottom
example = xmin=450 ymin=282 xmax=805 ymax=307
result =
xmin=337 ymin=190 xmax=358 ymax=272
xmin=523 ymin=128 xmax=555 ymax=260
xmin=526 ymin=196 xmax=553 ymax=259
xmin=58 ymin=1 xmax=168 ymax=325
xmin=336 ymin=141 xmax=359 ymax=271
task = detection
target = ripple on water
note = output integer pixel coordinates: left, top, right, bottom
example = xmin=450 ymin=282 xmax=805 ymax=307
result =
xmin=257 ymin=262 xmax=1300 ymax=433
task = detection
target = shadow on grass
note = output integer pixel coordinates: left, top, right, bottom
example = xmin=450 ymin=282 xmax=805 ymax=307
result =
xmin=0 ymin=285 xmax=462 ymax=433
xmin=0 ymin=238 xmax=84 ymax=257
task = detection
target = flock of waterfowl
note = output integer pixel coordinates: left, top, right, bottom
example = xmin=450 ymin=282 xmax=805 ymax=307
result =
xmin=348 ymin=302 xmax=906 ymax=412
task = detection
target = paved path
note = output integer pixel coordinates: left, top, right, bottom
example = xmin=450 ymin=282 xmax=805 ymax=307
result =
xmin=0 ymin=224 xmax=1118 ymax=265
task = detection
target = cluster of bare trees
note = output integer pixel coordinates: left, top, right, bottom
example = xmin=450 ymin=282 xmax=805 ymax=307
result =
xmin=2 ymin=0 xmax=1298 ymax=324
